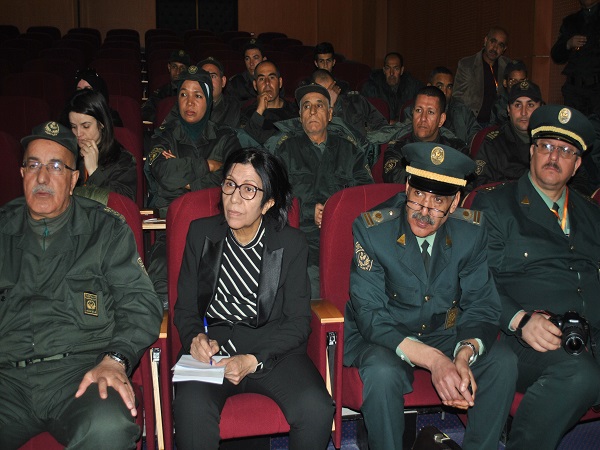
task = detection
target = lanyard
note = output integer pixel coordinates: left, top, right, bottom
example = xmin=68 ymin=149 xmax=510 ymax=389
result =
xmin=550 ymin=188 xmax=569 ymax=232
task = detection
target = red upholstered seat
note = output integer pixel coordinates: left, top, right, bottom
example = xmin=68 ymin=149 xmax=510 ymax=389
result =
xmin=114 ymin=126 xmax=145 ymax=207
xmin=2 ymin=71 xmax=66 ymax=118
xmin=159 ymin=188 xmax=338 ymax=449
xmin=470 ymin=125 xmax=499 ymax=158
xmin=319 ymin=184 xmax=444 ymax=448
xmin=0 ymin=96 xmax=51 ymax=141
xmin=154 ymin=96 xmax=177 ymax=129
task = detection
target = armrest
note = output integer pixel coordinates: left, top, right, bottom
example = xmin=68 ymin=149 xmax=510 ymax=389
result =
xmin=308 ymin=298 xmax=344 ymax=435
xmin=159 ymin=310 xmax=168 ymax=339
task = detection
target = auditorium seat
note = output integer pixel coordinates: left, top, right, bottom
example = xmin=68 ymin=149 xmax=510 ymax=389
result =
xmin=1 ymin=72 xmax=66 ymax=118
xmin=0 ymin=96 xmax=51 ymax=141
xmin=0 ymin=131 xmax=24 ymax=206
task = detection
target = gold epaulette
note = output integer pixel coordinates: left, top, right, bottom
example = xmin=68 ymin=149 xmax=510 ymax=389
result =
xmin=486 ymin=130 xmax=500 ymax=140
xmin=449 ymin=208 xmax=483 ymax=226
xmin=361 ymin=208 xmax=400 ymax=228
xmin=100 ymin=206 xmax=126 ymax=223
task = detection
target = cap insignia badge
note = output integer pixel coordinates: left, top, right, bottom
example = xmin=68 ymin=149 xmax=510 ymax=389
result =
xmin=188 ymin=65 xmax=198 ymax=74
xmin=431 ymin=146 xmax=444 ymax=165
xmin=44 ymin=121 xmax=60 ymax=136
xmin=558 ymin=108 xmax=571 ymax=124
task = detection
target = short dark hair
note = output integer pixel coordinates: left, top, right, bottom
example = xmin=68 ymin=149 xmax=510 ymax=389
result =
xmin=242 ymin=41 xmax=264 ymax=57
xmin=221 ymin=148 xmax=292 ymax=231
xmin=487 ymin=26 xmax=509 ymax=42
xmin=253 ymin=60 xmax=280 ymax=81
xmin=310 ymin=68 xmax=334 ymax=84
xmin=415 ymin=85 xmax=446 ymax=112
xmin=428 ymin=66 xmax=453 ymax=84
xmin=314 ymin=42 xmax=335 ymax=60
xmin=61 ymin=89 xmax=121 ymax=166
xmin=384 ymin=52 xmax=403 ymax=67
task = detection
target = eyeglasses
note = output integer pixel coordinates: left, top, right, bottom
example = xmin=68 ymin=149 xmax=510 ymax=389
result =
xmin=535 ymin=142 xmax=579 ymax=160
xmin=221 ymin=179 xmax=263 ymax=200
xmin=22 ymin=160 xmax=76 ymax=175
xmin=406 ymin=200 xmax=451 ymax=218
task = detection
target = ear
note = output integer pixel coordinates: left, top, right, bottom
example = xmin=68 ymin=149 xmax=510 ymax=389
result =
xmin=278 ymin=77 xmax=283 ymax=89
xmin=332 ymin=59 xmax=336 ymax=67
xmin=70 ymin=169 xmax=80 ymax=194
xmin=503 ymin=79 xmax=508 ymax=89
xmin=438 ymin=112 xmax=447 ymax=128
xmin=20 ymin=166 xmax=25 ymax=179
xmin=529 ymin=144 xmax=535 ymax=159
xmin=572 ymin=156 xmax=582 ymax=176
xmin=314 ymin=60 xmax=319 ymax=68
xmin=221 ymin=76 xmax=227 ymax=88
xmin=262 ymin=198 xmax=275 ymax=215
xmin=400 ymin=66 xmax=405 ymax=76
xmin=328 ymin=107 xmax=333 ymax=122
xmin=449 ymin=192 xmax=461 ymax=214
xmin=253 ymin=80 xmax=257 ymax=91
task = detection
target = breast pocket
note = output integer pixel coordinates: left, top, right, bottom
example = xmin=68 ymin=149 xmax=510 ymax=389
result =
xmin=64 ymin=274 xmax=110 ymax=329
xmin=499 ymin=238 xmax=530 ymax=273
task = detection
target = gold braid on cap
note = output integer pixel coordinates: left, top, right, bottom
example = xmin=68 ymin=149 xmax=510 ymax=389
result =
xmin=406 ymin=166 xmax=467 ymax=187
xmin=531 ymin=126 xmax=587 ymax=152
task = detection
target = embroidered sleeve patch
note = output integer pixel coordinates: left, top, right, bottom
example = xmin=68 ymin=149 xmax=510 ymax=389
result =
xmin=355 ymin=241 xmax=373 ymax=271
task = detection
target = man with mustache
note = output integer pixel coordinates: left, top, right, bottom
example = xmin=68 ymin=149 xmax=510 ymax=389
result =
xmin=345 ymin=142 xmax=517 ymax=450
xmin=473 ymin=80 xmax=543 ymax=187
xmin=454 ymin=27 xmax=510 ymax=126
xmin=361 ymin=52 xmax=423 ymax=123
xmin=0 ymin=121 xmax=163 ymax=448
xmin=240 ymin=60 xmax=298 ymax=144
xmin=472 ymin=105 xmax=600 ymax=449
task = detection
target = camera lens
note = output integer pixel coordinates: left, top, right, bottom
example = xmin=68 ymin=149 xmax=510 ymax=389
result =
xmin=564 ymin=333 xmax=585 ymax=355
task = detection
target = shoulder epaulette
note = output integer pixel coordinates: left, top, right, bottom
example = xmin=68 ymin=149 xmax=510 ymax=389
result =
xmin=277 ymin=134 xmax=290 ymax=147
xmin=99 ymin=205 xmax=126 ymax=223
xmin=361 ymin=208 xmax=400 ymax=228
xmin=347 ymin=90 xmax=359 ymax=95
xmin=449 ymin=208 xmax=483 ymax=226
xmin=485 ymin=130 xmax=500 ymax=141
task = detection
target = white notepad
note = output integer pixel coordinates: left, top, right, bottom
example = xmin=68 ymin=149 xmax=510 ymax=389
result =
xmin=172 ymin=354 xmax=226 ymax=384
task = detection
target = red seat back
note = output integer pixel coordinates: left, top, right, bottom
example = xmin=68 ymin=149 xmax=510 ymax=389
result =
xmin=0 ymin=96 xmax=51 ymax=141
xmin=0 ymin=131 xmax=24 ymax=206
xmin=114 ymin=127 xmax=145 ymax=207
xmin=470 ymin=125 xmax=499 ymax=158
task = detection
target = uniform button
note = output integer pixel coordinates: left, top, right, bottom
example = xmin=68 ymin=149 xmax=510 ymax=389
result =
xmin=393 ymin=293 xmax=397 ymax=298
xmin=524 ymin=252 xmax=528 ymax=258
xmin=577 ymin=288 xmax=582 ymax=294
xmin=417 ymin=332 xmax=422 ymax=337
xmin=570 ymin=245 xmax=575 ymax=251
xmin=421 ymin=324 xmax=426 ymax=330
xmin=569 ymin=266 xmax=573 ymax=270
xmin=424 ymin=295 xmax=430 ymax=302
xmin=452 ymin=300 xmax=457 ymax=305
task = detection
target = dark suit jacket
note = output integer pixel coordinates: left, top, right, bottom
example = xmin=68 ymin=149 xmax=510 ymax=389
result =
xmin=472 ymin=174 xmax=600 ymax=340
xmin=454 ymin=49 xmax=510 ymax=119
xmin=344 ymin=193 xmax=501 ymax=365
xmin=174 ymin=215 xmax=312 ymax=374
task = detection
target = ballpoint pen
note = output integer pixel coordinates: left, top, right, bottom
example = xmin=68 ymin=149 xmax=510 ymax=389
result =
xmin=203 ymin=316 xmax=212 ymax=366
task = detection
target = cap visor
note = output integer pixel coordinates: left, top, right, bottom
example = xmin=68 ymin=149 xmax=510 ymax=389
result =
xmin=408 ymin=174 xmax=459 ymax=196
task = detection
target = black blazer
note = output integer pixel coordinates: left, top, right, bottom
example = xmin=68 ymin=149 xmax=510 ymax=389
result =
xmin=174 ymin=215 xmax=312 ymax=374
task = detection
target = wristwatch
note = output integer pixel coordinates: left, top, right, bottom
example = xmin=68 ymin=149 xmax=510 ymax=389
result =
xmin=456 ymin=341 xmax=478 ymax=366
xmin=103 ymin=351 xmax=131 ymax=373
xmin=515 ymin=312 xmax=532 ymax=338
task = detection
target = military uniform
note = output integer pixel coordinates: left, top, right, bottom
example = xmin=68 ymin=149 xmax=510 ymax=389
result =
xmin=382 ymin=132 xmax=468 ymax=184
xmin=210 ymin=94 xmax=241 ymax=128
xmin=361 ymin=70 xmax=423 ymax=122
xmin=77 ymin=146 xmax=137 ymax=202
xmin=345 ymin=192 xmax=516 ymax=450
xmin=403 ymin=97 xmax=482 ymax=145
xmin=239 ymin=98 xmax=299 ymax=144
xmin=473 ymin=121 xmax=529 ymax=188
xmin=227 ymin=71 xmax=256 ymax=103
xmin=333 ymin=91 xmax=388 ymax=136
xmin=141 ymin=81 xmax=178 ymax=123
xmin=472 ymin=105 xmax=600 ymax=449
xmin=551 ymin=3 xmax=600 ymax=115
xmin=0 ymin=195 xmax=163 ymax=448
xmin=146 ymin=119 xmax=241 ymax=217
xmin=272 ymin=130 xmax=373 ymax=295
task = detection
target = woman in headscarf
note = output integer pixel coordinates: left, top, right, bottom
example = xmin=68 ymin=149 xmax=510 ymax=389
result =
xmin=146 ymin=66 xmax=242 ymax=306
xmin=61 ymin=89 xmax=137 ymax=201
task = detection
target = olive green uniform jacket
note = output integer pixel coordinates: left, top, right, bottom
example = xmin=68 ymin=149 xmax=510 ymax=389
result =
xmin=0 ymin=195 xmax=163 ymax=373
xmin=472 ymin=174 xmax=600 ymax=344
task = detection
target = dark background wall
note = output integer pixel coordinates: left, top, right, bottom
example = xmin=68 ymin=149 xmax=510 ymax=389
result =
xmin=2 ymin=0 xmax=582 ymax=103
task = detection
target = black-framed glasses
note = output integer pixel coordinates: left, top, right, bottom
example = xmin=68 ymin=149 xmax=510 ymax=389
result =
xmin=22 ymin=160 xmax=76 ymax=175
xmin=535 ymin=142 xmax=579 ymax=160
xmin=221 ymin=179 xmax=263 ymax=200
xmin=406 ymin=200 xmax=452 ymax=218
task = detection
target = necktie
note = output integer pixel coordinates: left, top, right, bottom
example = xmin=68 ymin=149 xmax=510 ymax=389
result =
xmin=551 ymin=202 xmax=560 ymax=221
xmin=421 ymin=241 xmax=430 ymax=276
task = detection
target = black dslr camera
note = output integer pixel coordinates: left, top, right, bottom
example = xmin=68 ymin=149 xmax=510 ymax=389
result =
xmin=547 ymin=311 xmax=590 ymax=355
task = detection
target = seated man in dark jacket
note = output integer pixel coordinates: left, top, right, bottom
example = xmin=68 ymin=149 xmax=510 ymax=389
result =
xmin=384 ymin=86 xmax=467 ymax=184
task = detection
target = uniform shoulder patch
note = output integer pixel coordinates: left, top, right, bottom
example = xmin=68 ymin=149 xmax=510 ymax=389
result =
xmin=449 ymin=208 xmax=483 ymax=225
xmin=485 ymin=130 xmax=500 ymax=141
xmin=277 ymin=134 xmax=290 ymax=147
xmin=475 ymin=159 xmax=486 ymax=176
xmin=148 ymin=147 xmax=163 ymax=165
xmin=384 ymin=158 xmax=398 ymax=174
xmin=355 ymin=241 xmax=373 ymax=271
xmin=347 ymin=90 xmax=359 ymax=96
xmin=100 ymin=206 xmax=126 ymax=223
xmin=361 ymin=208 xmax=399 ymax=227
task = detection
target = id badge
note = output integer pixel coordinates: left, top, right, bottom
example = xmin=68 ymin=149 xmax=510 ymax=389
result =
xmin=445 ymin=306 xmax=458 ymax=329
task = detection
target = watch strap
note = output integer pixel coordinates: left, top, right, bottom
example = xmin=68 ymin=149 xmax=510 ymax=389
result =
xmin=456 ymin=341 xmax=477 ymax=366
xmin=515 ymin=312 xmax=532 ymax=338
xmin=103 ymin=351 xmax=130 ymax=373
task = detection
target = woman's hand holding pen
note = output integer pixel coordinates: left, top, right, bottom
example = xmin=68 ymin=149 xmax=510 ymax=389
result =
xmin=190 ymin=333 xmax=220 ymax=364
xmin=215 ymin=354 xmax=259 ymax=385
